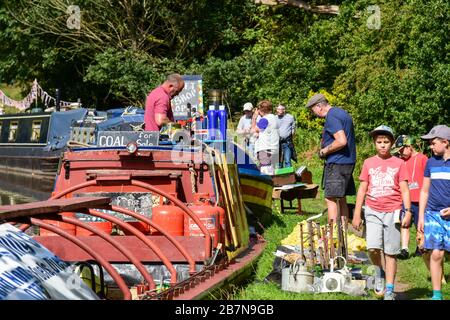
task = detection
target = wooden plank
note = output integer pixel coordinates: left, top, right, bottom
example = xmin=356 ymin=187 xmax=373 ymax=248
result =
xmin=0 ymin=197 xmax=111 ymax=220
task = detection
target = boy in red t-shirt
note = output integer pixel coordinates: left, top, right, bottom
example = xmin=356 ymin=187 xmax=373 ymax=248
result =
xmin=392 ymin=135 xmax=428 ymax=259
xmin=352 ymin=125 xmax=411 ymax=300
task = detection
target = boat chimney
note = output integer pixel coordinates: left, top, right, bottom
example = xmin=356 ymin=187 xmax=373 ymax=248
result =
xmin=55 ymin=88 xmax=61 ymax=111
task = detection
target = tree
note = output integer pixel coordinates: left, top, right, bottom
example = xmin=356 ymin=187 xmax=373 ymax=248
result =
xmin=255 ymin=0 xmax=339 ymax=14
xmin=0 ymin=0 xmax=257 ymax=106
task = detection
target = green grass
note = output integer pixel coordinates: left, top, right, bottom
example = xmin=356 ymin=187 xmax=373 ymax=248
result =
xmin=233 ymin=141 xmax=449 ymax=300
xmin=0 ymin=83 xmax=24 ymax=113
xmin=0 ymin=83 xmax=23 ymax=100
xmin=230 ymin=154 xmax=373 ymax=300
xmin=396 ymin=227 xmax=450 ymax=300
xmin=231 ymin=207 xmax=372 ymax=300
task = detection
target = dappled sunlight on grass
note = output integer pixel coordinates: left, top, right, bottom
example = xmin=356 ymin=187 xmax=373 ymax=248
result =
xmin=397 ymin=228 xmax=450 ymax=300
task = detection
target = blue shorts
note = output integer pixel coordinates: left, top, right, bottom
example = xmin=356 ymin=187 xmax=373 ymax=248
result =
xmin=424 ymin=210 xmax=450 ymax=252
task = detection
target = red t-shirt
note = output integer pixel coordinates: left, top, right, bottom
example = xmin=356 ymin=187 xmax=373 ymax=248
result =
xmin=403 ymin=153 xmax=428 ymax=202
xmin=144 ymin=86 xmax=174 ymax=131
xmin=359 ymin=155 xmax=409 ymax=212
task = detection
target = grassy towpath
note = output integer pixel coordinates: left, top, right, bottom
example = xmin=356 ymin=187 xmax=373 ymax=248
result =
xmin=231 ymin=152 xmax=449 ymax=300
xmin=396 ymin=227 xmax=450 ymax=300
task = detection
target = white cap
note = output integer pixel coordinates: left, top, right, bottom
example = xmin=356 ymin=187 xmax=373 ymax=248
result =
xmin=243 ymin=102 xmax=253 ymax=111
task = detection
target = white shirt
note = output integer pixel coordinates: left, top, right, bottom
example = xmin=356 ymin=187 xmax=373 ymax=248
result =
xmin=255 ymin=114 xmax=279 ymax=153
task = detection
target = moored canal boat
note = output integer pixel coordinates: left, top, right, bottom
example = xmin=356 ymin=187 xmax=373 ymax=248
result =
xmin=0 ymin=108 xmax=90 ymax=199
xmin=0 ymin=133 xmax=266 ymax=300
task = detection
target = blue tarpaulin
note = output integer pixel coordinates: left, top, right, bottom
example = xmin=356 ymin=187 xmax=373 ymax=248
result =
xmin=96 ymin=107 xmax=144 ymax=132
xmin=44 ymin=108 xmax=88 ymax=151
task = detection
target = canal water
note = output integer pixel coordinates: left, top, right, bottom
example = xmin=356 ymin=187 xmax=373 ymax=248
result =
xmin=0 ymin=187 xmax=37 ymax=206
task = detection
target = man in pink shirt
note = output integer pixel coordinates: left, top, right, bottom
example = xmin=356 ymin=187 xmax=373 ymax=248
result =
xmin=144 ymin=74 xmax=185 ymax=131
xmin=352 ymin=125 xmax=411 ymax=300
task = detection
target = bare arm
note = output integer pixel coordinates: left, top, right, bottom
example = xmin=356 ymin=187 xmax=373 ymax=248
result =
xmin=399 ymin=180 xmax=411 ymax=227
xmin=251 ymin=110 xmax=260 ymax=134
xmin=155 ymin=113 xmax=172 ymax=127
xmin=291 ymin=116 xmax=297 ymax=138
xmin=352 ymin=181 xmax=368 ymax=229
xmin=320 ymin=129 xmax=347 ymax=156
xmin=418 ymin=177 xmax=431 ymax=233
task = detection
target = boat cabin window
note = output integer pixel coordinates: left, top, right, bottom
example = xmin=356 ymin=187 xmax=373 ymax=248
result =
xmin=31 ymin=120 xmax=42 ymax=142
xmin=8 ymin=121 xmax=18 ymax=142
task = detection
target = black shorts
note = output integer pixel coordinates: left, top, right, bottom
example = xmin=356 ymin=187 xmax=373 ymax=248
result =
xmin=323 ymin=163 xmax=356 ymax=198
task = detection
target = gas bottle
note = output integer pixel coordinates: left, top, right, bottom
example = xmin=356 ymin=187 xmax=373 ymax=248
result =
xmin=185 ymin=195 xmax=220 ymax=248
xmin=218 ymin=105 xmax=227 ymax=141
xmin=75 ymin=216 xmax=112 ymax=236
xmin=150 ymin=203 xmax=184 ymax=236
xmin=207 ymin=105 xmax=218 ymax=140
xmin=124 ymin=220 xmax=150 ymax=235
xmin=41 ymin=212 xmax=76 ymax=236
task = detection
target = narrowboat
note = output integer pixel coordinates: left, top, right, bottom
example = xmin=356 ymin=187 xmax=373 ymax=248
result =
xmin=0 ymin=131 xmax=267 ymax=300
xmin=0 ymin=108 xmax=90 ymax=199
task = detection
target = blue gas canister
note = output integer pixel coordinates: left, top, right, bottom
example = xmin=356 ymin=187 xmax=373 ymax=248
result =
xmin=218 ymin=105 xmax=227 ymax=141
xmin=207 ymin=105 xmax=218 ymax=140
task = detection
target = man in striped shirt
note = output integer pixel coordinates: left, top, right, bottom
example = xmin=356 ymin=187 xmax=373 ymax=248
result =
xmin=418 ymin=124 xmax=450 ymax=300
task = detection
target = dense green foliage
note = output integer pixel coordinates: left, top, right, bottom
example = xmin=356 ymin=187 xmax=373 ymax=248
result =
xmin=0 ymin=0 xmax=448 ymax=137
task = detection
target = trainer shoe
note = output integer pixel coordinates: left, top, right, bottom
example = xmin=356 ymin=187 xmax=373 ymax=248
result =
xmin=431 ymin=295 xmax=443 ymax=300
xmin=397 ymin=248 xmax=409 ymax=260
xmin=384 ymin=291 xmax=396 ymax=300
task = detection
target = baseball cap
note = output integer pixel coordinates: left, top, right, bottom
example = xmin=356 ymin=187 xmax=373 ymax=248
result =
xmin=369 ymin=125 xmax=395 ymax=140
xmin=420 ymin=125 xmax=450 ymax=140
xmin=391 ymin=135 xmax=416 ymax=154
xmin=243 ymin=102 xmax=253 ymax=111
xmin=305 ymin=93 xmax=327 ymax=108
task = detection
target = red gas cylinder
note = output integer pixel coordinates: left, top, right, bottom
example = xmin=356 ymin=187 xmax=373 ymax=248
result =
xmin=150 ymin=204 xmax=184 ymax=236
xmin=184 ymin=200 xmax=220 ymax=248
xmin=40 ymin=212 xmax=76 ymax=236
xmin=76 ymin=221 xmax=113 ymax=236
xmin=125 ymin=221 xmax=151 ymax=235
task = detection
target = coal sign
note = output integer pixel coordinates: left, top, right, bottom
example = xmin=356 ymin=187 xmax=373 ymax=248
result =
xmin=97 ymin=131 xmax=159 ymax=147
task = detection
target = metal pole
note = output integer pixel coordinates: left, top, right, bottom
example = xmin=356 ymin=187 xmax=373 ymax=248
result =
xmin=55 ymin=88 xmax=61 ymax=111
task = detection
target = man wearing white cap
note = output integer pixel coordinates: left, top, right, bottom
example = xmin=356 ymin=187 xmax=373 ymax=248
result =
xmin=237 ymin=102 xmax=256 ymax=156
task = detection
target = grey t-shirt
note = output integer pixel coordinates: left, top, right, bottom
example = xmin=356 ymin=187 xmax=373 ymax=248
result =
xmin=277 ymin=113 xmax=296 ymax=140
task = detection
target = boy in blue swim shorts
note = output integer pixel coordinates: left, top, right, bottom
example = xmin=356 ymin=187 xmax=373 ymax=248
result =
xmin=418 ymin=125 xmax=450 ymax=300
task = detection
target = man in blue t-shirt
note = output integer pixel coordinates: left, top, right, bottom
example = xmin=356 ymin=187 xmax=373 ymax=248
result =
xmin=418 ymin=124 xmax=450 ymax=300
xmin=305 ymin=93 xmax=356 ymax=223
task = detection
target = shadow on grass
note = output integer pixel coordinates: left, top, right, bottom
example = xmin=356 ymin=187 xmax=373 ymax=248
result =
xmin=401 ymin=287 xmax=431 ymax=300
xmin=272 ymin=214 xmax=287 ymax=228
xmin=280 ymin=210 xmax=319 ymax=216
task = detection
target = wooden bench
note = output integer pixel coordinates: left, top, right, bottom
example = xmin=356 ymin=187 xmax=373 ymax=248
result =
xmin=0 ymin=197 xmax=111 ymax=221
xmin=272 ymin=184 xmax=318 ymax=215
